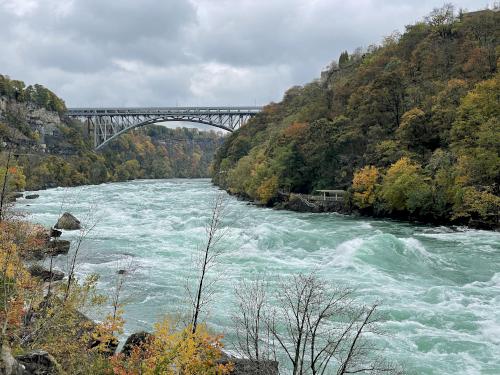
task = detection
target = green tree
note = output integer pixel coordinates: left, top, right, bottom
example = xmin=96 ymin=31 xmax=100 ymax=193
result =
xmin=339 ymin=51 xmax=349 ymax=67
xmin=380 ymin=157 xmax=432 ymax=215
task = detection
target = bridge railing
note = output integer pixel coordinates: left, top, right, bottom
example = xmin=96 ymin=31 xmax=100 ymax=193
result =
xmin=290 ymin=193 xmax=344 ymax=202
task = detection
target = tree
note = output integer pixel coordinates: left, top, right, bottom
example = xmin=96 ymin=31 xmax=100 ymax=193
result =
xmin=425 ymin=4 xmax=455 ymax=37
xmin=396 ymin=108 xmax=437 ymax=157
xmin=0 ymin=148 xmax=13 ymax=224
xmin=452 ymin=186 xmax=500 ymax=227
xmin=264 ymin=274 xmax=400 ymax=375
xmin=339 ymin=51 xmax=349 ymax=68
xmin=189 ymin=192 xmax=227 ymax=333
xmin=111 ymin=320 xmax=233 ymax=375
xmin=352 ymin=166 xmax=380 ymax=210
xmin=450 ymin=74 xmax=500 ymax=189
xmin=380 ymin=157 xmax=432 ymax=215
xmin=232 ymin=278 xmax=274 ymax=369
xmin=257 ymin=175 xmax=279 ymax=204
xmin=63 ymin=206 xmax=98 ymax=302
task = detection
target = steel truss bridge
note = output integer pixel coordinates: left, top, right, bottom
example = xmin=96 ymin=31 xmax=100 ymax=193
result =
xmin=66 ymin=106 xmax=262 ymax=150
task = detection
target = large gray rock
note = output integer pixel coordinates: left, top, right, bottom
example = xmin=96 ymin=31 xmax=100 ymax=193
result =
xmin=15 ymin=350 xmax=62 ymax=375
xmin=25 ymin=194 xmax=39 ymax=200
xmin=54 ymin=212 xmax=81 ymax=230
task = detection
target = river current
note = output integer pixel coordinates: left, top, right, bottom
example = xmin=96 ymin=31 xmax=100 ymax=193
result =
xmin=19 ymin=179 xmax=500 ymax=374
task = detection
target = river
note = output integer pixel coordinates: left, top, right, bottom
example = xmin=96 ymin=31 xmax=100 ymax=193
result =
xmin=18 ymin=179 xmax=500 ymax=374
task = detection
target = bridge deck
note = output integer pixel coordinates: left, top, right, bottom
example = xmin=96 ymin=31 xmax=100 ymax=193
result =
xmin=67 ymin=106 xmax=262 ymax=116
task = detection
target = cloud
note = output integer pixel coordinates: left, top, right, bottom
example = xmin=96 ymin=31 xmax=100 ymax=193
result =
xmin=0 ymin=0 xmax=489 ymax=109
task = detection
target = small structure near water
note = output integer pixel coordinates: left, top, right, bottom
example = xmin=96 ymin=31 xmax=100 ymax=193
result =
xmin=312 ymin=189 xmax=345 ymax=201
xmin=286 ymin=189 xmax=346 ymax=212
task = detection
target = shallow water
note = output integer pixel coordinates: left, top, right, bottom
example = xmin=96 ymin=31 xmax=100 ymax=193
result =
xmin=18 ymin=179 xmax=500 ymax=374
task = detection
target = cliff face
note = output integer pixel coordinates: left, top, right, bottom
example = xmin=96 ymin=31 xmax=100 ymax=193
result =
xmin=0 ymin=96 xmax=77 ymax=155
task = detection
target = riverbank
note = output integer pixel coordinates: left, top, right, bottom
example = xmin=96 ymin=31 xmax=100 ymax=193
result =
xmin=224 ymin=185 xmax=499 ymax=231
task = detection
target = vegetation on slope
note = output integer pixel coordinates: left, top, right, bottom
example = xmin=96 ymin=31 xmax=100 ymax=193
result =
xmin=0 ymin=216 xmax=233 ymax=374
xmin=212 ymin=6 xmax=500 ymax=228
xmin=0 ymin=74 xmax=224 ymax=191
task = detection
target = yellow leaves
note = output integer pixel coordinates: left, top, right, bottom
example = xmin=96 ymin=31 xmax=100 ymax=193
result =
xmin=257 ymin=176 xmax=279 ymax=204
xmin=0 ymin=221 xmax=40 ymax=338
xmin=0 ymin=163 xmax=26 ymax=192
xmin=112 ymin=319 xmax=233 ymax=375
xmin=352 ymin=166 xmax=380 ymax=209
xmin=385 ymin=157 xmax=420 ymax=178
xmin=452 ymin=186 xmax=500 ymax=224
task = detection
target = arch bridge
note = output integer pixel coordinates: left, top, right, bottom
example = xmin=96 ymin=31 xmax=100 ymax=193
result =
xmin=66 ymin=106 xmax=262 ymax=150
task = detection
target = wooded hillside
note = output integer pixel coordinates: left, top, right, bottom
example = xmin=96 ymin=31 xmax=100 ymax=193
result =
xmin=213 ymin=6 xmax=500 ymax=228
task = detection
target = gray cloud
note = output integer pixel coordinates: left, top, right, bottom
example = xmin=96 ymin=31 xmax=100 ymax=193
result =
xmin=0 ymin=0 xmax=490 ymax=108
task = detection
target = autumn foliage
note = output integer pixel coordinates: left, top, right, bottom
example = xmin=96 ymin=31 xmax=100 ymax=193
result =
xmin=111 ymin=321 xmax=232 ymax=375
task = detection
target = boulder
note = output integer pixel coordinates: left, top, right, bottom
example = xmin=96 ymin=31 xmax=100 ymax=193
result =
xmin=54 ymin=212 xmax=81 ymax=230
xmin=89 ymin=336 xmax=119 ymax=357
xmin=28 ymin=265 xmax=64 ymax=282
xmin=49 ymin=228 xmax=62 ymax=238
xmin=121 ymin=331 xmax=153 ymax=357
xmin=117 ymin=269 xmax=127 ymax=275
xmin=12 ymin=192 xmax=24 ymax=199
xmin=25 ymin=194 xmax=39 ymax=200
xmin=46 ymin=240 xmax=71 ymax=256
xmin=15 ymin=350 xmax=62 ymax=375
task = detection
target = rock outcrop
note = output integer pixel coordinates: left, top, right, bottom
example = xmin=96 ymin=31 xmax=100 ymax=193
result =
xmin=54 ymin=212 xmax=81 ymax=230
xmin=25 ymin=194 xmax=39 ymax=200
xmin=121 ymin=332 xmax=153 ymax=357
xmin=219 ymin=353 xmax=279 ymax=375
xmin=15 ymin=350 xmax=62 ymax=375
xmin=46 ymin=240 xmax=71 ymax=256
xmin=28 ymin=265 xmax=64 ymax=282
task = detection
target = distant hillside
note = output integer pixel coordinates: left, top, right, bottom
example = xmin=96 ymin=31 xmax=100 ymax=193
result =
xmin=0 ymin=75 xmax=225 ymax=191
xmin=213 ymin=6 xmax=499 ymax=229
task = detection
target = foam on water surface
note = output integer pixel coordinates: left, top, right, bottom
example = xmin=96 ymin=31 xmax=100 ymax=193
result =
xmin=17 ymin=179 xmax=500 ymax=374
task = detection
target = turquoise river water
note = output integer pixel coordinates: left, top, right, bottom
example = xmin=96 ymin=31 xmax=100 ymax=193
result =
xmin=18 ymin=179 xmax=500 ymax=374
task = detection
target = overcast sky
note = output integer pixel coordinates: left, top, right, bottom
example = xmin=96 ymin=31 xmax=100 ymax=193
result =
xmin=0 ymin=0 xmax=490 ymax=108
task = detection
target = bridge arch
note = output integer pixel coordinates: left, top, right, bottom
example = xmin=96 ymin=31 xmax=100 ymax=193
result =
xmin=66 ymin=106 xmax=262 ymax=150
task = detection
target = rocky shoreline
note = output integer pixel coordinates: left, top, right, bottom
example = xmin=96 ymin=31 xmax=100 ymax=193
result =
xmin=225 ymin=187 xmax=499 ymax=231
